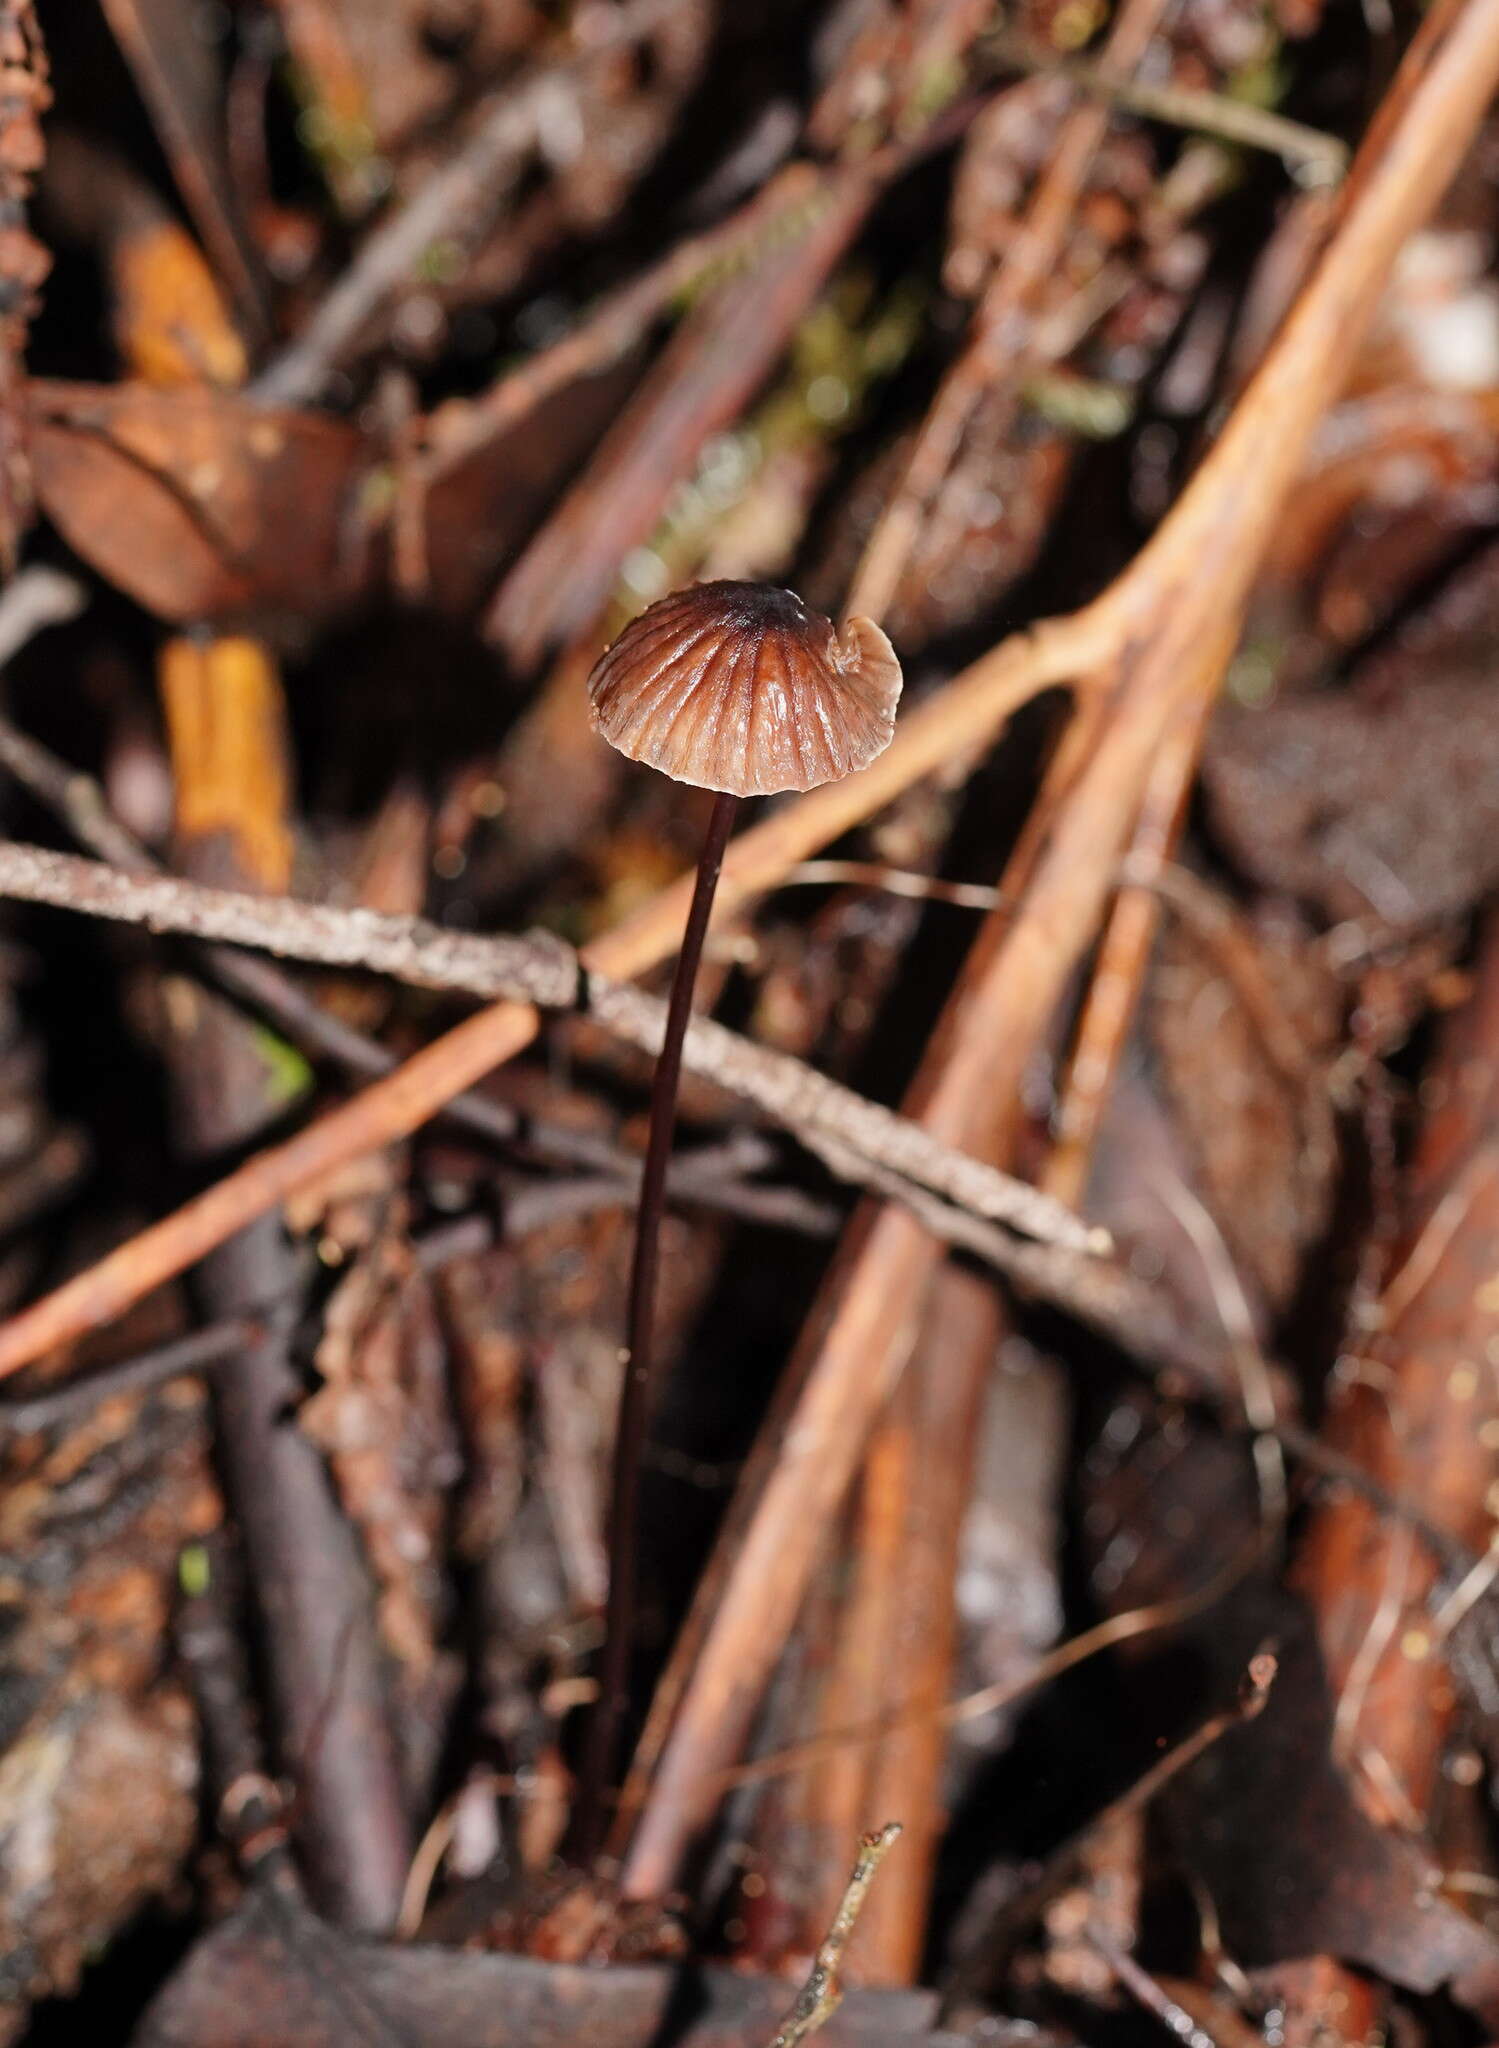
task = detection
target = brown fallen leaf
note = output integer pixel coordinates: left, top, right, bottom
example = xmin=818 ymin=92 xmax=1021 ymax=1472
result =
xmin=28 ymin=380 xmax=375 ymax=626
xmin=1205 ymin=536 xmax=1499 ymax=930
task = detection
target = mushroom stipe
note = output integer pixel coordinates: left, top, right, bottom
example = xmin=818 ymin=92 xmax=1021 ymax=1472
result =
xmin=573 ymin=581 xmax=903 ymax=1860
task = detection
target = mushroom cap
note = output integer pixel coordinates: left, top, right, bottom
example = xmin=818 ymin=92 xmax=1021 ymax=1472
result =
xmin=586 ymin=581 xmax=902 ymax=798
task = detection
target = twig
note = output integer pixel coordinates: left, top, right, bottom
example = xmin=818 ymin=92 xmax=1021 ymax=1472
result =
xmin=1044 ymin=675 xmax=1220 ymax=1211
xmin=0 ymin=710 xmax=835 ymax=1222
xmin=1086 ymin=1927 xmax=1225 ymax=2048
xmin=983 ymin=30 xmax=1349 ymax=187
xmin=943 ymin=1651 xmax=1278 ymax=2006
xmin=0 ymin=1316 xmax=259 ymax=1434
xmin=781 ymin=860 xmax=1009 ymax=912
xmin=249 ymin=0 xmax=679 ymax=408
xmin=0 ymin=608 xmax=1102 ymax=1380
xmin=0 ymin=562 xmax=85 ymax=665
xmin=0 ymin=837 xmax=1099 ymax=1234
xmin=0 ymin=838 xmax=587 ymax=1002
xmin=765 ymin=1824 xmax=903 ymax=2048
xmin=617 ymin=0 xmax=1499 ymax=1900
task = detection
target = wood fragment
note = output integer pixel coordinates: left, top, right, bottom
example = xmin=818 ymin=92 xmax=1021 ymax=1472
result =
xmin=766 ymin=1824 xmax=904 ymax=2048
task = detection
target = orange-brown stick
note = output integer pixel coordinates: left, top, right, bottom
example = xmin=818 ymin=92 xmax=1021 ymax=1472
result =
xmin=616 ymin=0 xmax=1499 ymax=1897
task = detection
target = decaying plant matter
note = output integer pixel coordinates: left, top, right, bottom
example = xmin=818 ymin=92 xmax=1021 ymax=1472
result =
xmin=2 ymin=2 xmax=1499 ymax=2045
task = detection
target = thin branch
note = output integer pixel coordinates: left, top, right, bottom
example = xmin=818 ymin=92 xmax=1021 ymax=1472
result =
xmin=0 ymin=836 xmax=1100 ymax=1247
xmin=766 ymin=1824 xmax=903 ymax=2048
xmin=0 ymin=563 xmax=86 ymax=665
xmin=983 ymin=30 xmax=1350 ymax=187
xmin=0 ymin=1317 xmax=260 ymax=1435
xmin=0 ymin=607 xmax=1102 ymax=1384
xmin=249 ymin=0 xmax=681 ymax=407
xmin=0 ymin=711 xmax=816 ymax=1221
xmin=617 ymin=0 xmax=1499 ymax=1897
xmin=943 ymin=1651 xmax=1278 ymax=2006
xmin=1085 ymin=1927 xmax=1228 ymax=2048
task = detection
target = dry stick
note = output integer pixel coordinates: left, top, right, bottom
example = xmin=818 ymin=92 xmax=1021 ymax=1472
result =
xmin=0 ymin=1316 xmax=260 ymax=1435
xmin=833 ymin=1271 xmax=990 ymax=1984
xmin=0 ymin=838 xmax=1099 ymax=1244
xmin=576 ymin=787 xmax=739 ymax=1860
xmin=1044 ymin=663 xmax=1223 ymax=1211
xmin=0 ymin=0 xmax=1487 ymax=1402
xmin=0 ymin=710 xmax=824 ymax=1226
xmin=249 ymin=0 xmax=679 ymax=408
xmin=983 ymin=31 xmax=1350 ymax=187
xmin=615 ymin=0 xmax=1499 ymax=1902
xmin=944 ymin=1650 xmax=1278 ymax=2008
xmin=846 ymin=0 xmax=1174 ymax=627
xmin=0 ymin=619 xmax=1102 ymax=1382
xmin=1086 ymin=1927 xmax=1225 ymax=2048
xmin=765 ymin=1824 xmax=903 ymax=2048
xmin=781 ymin=0 xmax=1180 ymax=1951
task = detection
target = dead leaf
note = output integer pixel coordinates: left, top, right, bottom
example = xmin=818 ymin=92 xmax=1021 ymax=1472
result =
xmin=28 ymin=380 xmax=375 ymax=625
xmin=1206 ymin=537 xmax=1499 ymax=929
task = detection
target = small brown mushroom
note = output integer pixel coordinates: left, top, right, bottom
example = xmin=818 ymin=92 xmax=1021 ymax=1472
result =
xmin=574 ymin=582 xmax=903 ymax=1859
xmin=587 ymin=580 xmax=902 ymax=797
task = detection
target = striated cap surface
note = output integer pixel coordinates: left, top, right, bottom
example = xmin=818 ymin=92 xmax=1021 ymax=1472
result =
xmin=586 ymin=581 xmax=902 ymax=797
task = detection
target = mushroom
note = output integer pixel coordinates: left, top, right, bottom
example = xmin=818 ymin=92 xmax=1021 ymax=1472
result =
xmin=575 ymin=580 xmax=901 ymax=1852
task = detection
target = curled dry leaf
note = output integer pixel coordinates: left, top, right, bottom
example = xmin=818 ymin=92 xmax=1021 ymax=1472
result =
xmin=27 ymin=380 xmax=373 ymax=626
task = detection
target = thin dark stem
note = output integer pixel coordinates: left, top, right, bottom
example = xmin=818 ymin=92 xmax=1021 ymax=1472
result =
xmin=575 ymin=787 xmax=740 ymax=1863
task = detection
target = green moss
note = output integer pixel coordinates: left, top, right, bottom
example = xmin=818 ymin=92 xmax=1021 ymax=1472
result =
xmin=179 ymin=1544 xmax=211 ymax=1598
xmin=252 ymin=1024 xmax=314 ymax=1108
